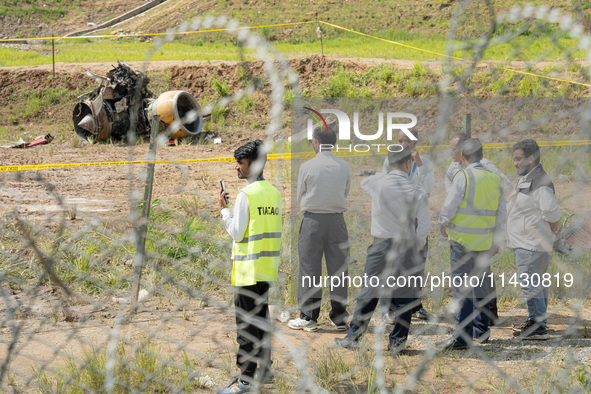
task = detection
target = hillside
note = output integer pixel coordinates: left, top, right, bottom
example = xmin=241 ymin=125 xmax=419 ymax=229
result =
xmin=1 ymin=0 xmax=590 ymax=40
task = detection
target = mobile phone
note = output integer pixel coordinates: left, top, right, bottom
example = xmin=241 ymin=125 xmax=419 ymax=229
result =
xmin=220 ymin=180 xmax=229 ymax=204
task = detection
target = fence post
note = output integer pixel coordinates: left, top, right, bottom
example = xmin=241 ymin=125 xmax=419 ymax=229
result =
xmin=52 ymin=35 xmax=55 ymax=78
xmin=464 ymin=113 xmax=471 ymax=137
xmin=317 ymin=26 xmax=324 ymax=57
xmin=130 ymin=115 xmax=159 ymax=313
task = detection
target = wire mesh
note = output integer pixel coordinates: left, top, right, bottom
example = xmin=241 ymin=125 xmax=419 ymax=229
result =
xmin=1 ymin=6 xmax=591 ymax=393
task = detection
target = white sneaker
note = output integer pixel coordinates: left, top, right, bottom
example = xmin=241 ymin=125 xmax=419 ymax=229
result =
xmin=287 ymin=318 xmax=318 ymax=332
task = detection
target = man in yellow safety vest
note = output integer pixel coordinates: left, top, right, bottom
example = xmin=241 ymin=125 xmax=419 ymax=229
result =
xmin=437 ymin=138 xmax=506 ymax=350
xmin=219 ymin=140 xmax=282 ymax=394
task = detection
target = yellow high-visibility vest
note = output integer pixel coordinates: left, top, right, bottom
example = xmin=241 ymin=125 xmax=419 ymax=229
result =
xmin=449 ymin=167 xmax=501 ymax=251
xmin=232 ymin=180 xmax=282 ymax=286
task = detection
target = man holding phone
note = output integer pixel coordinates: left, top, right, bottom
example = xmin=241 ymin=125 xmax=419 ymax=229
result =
xmin=382 ymin=129 xmax=434 ymax=321
xmin=219 ymin=140 xmax=282 ymax=393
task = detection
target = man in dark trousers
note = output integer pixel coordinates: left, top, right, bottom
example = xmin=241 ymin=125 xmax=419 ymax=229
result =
xmin=382 ymin=129 xmax=434 ymax=321
xmin=288 ymin=124 xmax=351 ymax=332
xmin=335 ymin=147 xmax=430 ymax=353
xmin=437 ymin=138 xmax=506 ymax=350
xmin=219 ymin=140 xmax=282 ymax=394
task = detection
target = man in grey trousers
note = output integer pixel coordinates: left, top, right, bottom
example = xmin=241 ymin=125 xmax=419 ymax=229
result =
xmin=507 ymin=139 xmax=562 ymax=340
xmin=288 ymin=125 xmax=351 ymax=332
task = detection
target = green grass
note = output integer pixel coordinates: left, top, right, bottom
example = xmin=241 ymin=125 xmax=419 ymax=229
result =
xmin=0 ymin=27 xmax=587 ymax=67
xmin=33 ymin=339 xmax=206 ymax=393
xmin=0 ymin=196 xmax=233 ymax=298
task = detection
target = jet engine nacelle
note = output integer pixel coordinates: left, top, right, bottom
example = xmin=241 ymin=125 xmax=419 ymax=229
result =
xmin=146 ymin=90 xmax=203 ymax=139
xmin=73 ymin=63 xmax=203 ymax=142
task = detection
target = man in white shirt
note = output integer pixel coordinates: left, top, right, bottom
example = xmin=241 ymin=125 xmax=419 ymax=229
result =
xmin=445 ymin=133 xmax=512 ymax=194
xmin=288 ymin=125 xmax=351 ymax=332
xmin=219 ymin=140 xmax=282 ymax=392
xmin=335 ymin=148 xmax=430 ymax=354
xmin=507 ymin=139 xmax=562 ymax=340
xmin=382 ymin=129 xmax=434 ymax=321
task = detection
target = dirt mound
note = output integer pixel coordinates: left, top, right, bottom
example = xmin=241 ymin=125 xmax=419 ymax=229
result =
xmin=168 ymin=55 xmax=354 ymax=96
xmin=0 ymin=69 xmax=86 ymax=104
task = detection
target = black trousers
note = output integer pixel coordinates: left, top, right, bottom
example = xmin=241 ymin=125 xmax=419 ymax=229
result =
xmin=348 ymin=238 xmax=420 ymax=339
xmin=234 ymin=281 xmax=271 ymax=382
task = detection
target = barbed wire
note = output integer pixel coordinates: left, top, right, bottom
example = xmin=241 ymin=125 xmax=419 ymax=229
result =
xmin=1 ymin=5 xmax=591 ymax=393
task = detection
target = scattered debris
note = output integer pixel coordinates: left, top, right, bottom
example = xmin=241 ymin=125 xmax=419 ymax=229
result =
xmin=73 ymin=62 xmax=203 ymax=143
xmin=1 ymin=134 xmax=53 ymax=149
xmin=269 ymin=304 xmax=290 ymax=322
xmin=195 ymin=375 xmax=216 ymax=388
xmin=554 ymin=210 xmax=591 ymax=256
xmin=1 ymin=138 xmax=26 ymax=149
xmin=112 ymin=289 xmax=149 ymax=304
xmin=27 ymin=134 xmax=53 ymax=147
xmin=356 ymin=169 xmax=376 ymax=176
xmin=214 ymin=138 xmax=222 ymax=144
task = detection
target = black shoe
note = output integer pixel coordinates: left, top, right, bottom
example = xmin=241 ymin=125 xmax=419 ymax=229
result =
xmin=436 ymin=337 xmax=468 ymax=350
xmin=334 ymin=336 xmax=360 ymax=350
xmin=383 ymin=312 xmax=395 ymax=325
xmin=255 ymin=368 xmax=273 ymax=384
xmin=415 ymin=308 xmax=432 ymax=321
xmin=388 ymin=337 xmax=407 ymax=355
xmin=512 ymin=319 xmax=531 ymax=332
xmin=474 ymin=328 xmax=491 ymax=344
xmin=513 ymin=320 xmax=549 ymax=340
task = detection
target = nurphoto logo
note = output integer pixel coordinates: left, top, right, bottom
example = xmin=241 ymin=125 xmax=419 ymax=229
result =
xmin=303 ymin=107 xmax=417 ymax=152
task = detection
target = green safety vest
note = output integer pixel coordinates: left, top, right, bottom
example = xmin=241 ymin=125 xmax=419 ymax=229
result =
xmin=232 ymin=180 xmax=282 ymax=286
xmin=449 ymin=167 xmax=501 ymax=251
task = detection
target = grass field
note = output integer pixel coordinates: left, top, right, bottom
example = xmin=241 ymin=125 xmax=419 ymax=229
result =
xmin=1 ymin=26 xmax=589 ymax=68
xmin=2 ymin=1 xmax=591 ymax=392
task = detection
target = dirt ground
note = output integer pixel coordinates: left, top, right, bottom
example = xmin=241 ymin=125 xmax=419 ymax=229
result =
xmin=1 ymin=56 xmax=591 ymax=391
xmin=4 ymin=289 xmax=591 ymax=392
xmin=2 ymin=135 xmax=591 ymax=392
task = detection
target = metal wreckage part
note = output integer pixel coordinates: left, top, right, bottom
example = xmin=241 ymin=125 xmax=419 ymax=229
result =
xmin=73 ymin=62 xmax=203 ymax=142
xmin=554 ymin=210 xmax=591 ymax=256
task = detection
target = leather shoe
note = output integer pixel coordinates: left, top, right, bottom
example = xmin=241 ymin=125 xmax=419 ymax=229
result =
xmin=474 ymin=328 xmax=491 ymax=344
xmin=436 ymin=337 xmax=468 ymax=350
xmin=334 ymin=336 xmax=360 ymax=350
xmin=388 ymin=337 xmax=407 ymax=355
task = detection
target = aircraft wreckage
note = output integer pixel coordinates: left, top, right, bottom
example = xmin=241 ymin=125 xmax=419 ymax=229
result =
xmin=73 ymin=62 xmax=203 ymax=142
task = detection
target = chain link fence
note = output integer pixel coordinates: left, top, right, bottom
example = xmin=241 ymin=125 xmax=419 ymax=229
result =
xmin=2 ymin=6 xmax=591 ymax=393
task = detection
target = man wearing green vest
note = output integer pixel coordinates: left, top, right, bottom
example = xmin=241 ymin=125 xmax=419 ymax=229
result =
xmin=219 ymin=140 xmax=282 ymax=394
xmin=437 ymin=138 xmax=506 ymax=350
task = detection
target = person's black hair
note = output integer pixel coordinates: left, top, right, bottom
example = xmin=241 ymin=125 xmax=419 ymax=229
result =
xmin=513 ymin=139 xmax=541 ymax=164
xmin=388 ymin=147 xmax=412 ymax=169
xmin=234 ymin=139 xmax=266 ymax=165
xmin=461 ymin=138 xmax=483 ymax=164
xmin=453 ymin=132 xmax=469 ymax=148
xmin=313 ymin=122 xmax=337 ymax=146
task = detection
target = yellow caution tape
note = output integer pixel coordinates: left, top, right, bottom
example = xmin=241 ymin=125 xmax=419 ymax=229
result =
xmin=2 ymin=19 xmax=589 ymax=88
xmin=2 ymin=140 xmax=589 ymax=173
xmin=318 ymin=21 xmax=465 ymax=61
xmin=319 ymin=21 xmax=591 ymax=88
xmin=503 ymin=68 xmax=591 ymax=88
xmin=0 ymin=21 xmax=318 ymax=42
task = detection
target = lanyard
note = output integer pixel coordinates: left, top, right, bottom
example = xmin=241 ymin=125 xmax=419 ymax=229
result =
xmin=410 ymin=162 xmax=417 ymax=179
